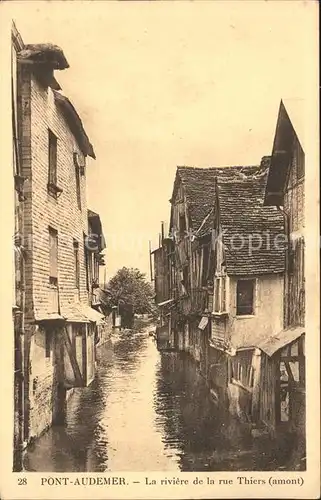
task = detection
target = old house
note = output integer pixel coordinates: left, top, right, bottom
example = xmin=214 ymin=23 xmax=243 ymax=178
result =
xmin=86 ymin=209 xmax=106 ymax=307
xmin=151 ymin=99 xmax=305 ymax=463
xmin=209 ymin=165 xmax=286 ymax=420
xmin=12 ymin=23 xmax=105 ymax=457
xmin=209 ymin=101 xmax=305 ymax=443
xmin=260 ymin=100 xmax=305 ymax=444
xmin=152 ymin=224 xmax=175 ymax=350
xmin=85 ymin=209 xmax=111 ymax=345
xmin=167 ymin=164 xmax=266 ymax=367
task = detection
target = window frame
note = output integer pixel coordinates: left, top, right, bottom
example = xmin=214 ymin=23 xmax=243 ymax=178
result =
xmin=213 ymin=275 xmax=229 ymax=315
xmin=49 ymin=227 xmax=58 ymax=287
xmin=48 ymin=129 xmax=57 ymax=185
xmin=236 ymin=278 xmax=256 ymax=317
xmin=73 ymin=239 xmax=80 ymax=292
xmin=47 ymin=129 xmax=63 ymax=198
xmin=74 ymin=154 xmax=82 ymax=210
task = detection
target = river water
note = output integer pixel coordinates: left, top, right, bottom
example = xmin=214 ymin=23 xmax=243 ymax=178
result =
xmin=23 ymin=321 xmax=293 ymax=472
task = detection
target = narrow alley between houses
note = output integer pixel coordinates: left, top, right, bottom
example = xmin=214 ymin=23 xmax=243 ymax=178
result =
xmin=23 ymin=320 xmax=296 ymax=473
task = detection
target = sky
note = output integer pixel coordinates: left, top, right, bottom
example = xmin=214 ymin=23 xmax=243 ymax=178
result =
xmin=7 ymin=0 xmax=316 ymax=281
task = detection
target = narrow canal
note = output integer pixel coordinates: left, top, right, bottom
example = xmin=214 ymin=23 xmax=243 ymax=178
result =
xmin=23 ymin=320 xmax=290 ymax=472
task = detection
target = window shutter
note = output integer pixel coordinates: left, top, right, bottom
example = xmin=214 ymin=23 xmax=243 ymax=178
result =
xmin=220 ymin=276 xmax=225 ymax=312
xmin=73 ymin=240 xmax=80 ymax=289
xmin=49 ymin=228 xmax=58 ymax=279
xmin=225 ymin=276 xmax=230 ymax=313
xmin=48 ymin=130 xmax=57 ymax=185
xmin=214 ymin=277 xmax=220 ymax=313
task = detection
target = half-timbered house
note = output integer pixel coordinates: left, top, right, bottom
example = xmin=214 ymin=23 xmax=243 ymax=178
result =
xmin=209 ymin=164 xmax=286 ymax=420
xmin=152 ymin=223 xmax=175 ymax=350
xmin=168 ymin=163 xmax=267 ymax=367
xmin=261 ymin=99 xmax=305 ymax=444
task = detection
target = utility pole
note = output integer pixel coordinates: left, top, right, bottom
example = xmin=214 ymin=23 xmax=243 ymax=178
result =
xmin=161 ymin=221 xmax=165 ymax=244
xmin=149 ymin=240 xmax=153 ymax=282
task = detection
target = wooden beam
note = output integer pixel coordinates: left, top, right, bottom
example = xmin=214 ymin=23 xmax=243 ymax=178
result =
xmin=251 ymin=349 xmax=262 ymax=422
xmin=62 ymin=326 xmax=83 ymax=387
xmin=82 ymin=325 xmax=87 ymax=386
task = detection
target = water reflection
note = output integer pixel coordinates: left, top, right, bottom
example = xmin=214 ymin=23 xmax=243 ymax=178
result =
xmin=24 ymin=321 xmax=275 ymax=472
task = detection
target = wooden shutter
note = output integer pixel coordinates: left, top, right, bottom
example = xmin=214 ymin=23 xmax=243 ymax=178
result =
xmin=48 ymin=130 xmax=57 ymax=185
xmin=49 ymin=228 xmax=58 ymax=279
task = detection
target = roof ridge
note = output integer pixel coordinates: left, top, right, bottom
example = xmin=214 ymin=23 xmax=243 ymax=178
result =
xmin=217 ymin=177 xmax=266 ymax=185
xmin=177 ymin=164 xmax=260 ymax=171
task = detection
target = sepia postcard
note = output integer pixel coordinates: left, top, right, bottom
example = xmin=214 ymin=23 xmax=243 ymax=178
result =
xmin=0 ymin=1 xmax=320 ymax=499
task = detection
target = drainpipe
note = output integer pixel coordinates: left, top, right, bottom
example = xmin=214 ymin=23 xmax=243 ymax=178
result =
xmin=12 ymin=68 xmax=25 ymax=470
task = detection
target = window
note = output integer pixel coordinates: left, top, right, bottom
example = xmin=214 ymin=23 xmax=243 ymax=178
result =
xmin=213 ymin=276 xmax=229 ymax=314
xmin=236 ymin=279 xmax=255 ymax=316
xmin=49 ymin=227 xmax=58 ymax=286
xmin=48 ymin=130 xmax=63 ymax=198
xmin=75 ymin=158 xmax=81 ymax=210
xmin=48 ymin=130 xmax=57 ymax=186
xmin=73 ymin=240 xmax=80 ymax=290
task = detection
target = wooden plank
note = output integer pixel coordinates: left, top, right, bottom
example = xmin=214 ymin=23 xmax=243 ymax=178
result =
xmin=82 ymin=325 xmax=88 ymax=385
xmin=251 ymin=350 xmax=262 ymax=422
xmin=62 ymin=326 xmax=83 ymax=387
xmin=275 ymin=356 xmax=281 ymax=425
xmin=284 ymin=361 xmax=295 ymax=383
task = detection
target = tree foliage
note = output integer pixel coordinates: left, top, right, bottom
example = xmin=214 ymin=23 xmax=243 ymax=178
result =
xmin=106 ymin=267 xmax=155 ymax=314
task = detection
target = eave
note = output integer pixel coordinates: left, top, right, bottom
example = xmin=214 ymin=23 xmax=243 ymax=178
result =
xmin=53 ymin=90 xmax=96 ymax=159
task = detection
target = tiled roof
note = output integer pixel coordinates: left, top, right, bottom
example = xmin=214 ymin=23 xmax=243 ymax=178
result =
xmin=282 ymin=98 xmax=305 ymax=152
xmin=217 ymin=169 xmax=285 ymax=275
xmin=176 ymin=163 xmax=264 ymax=237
